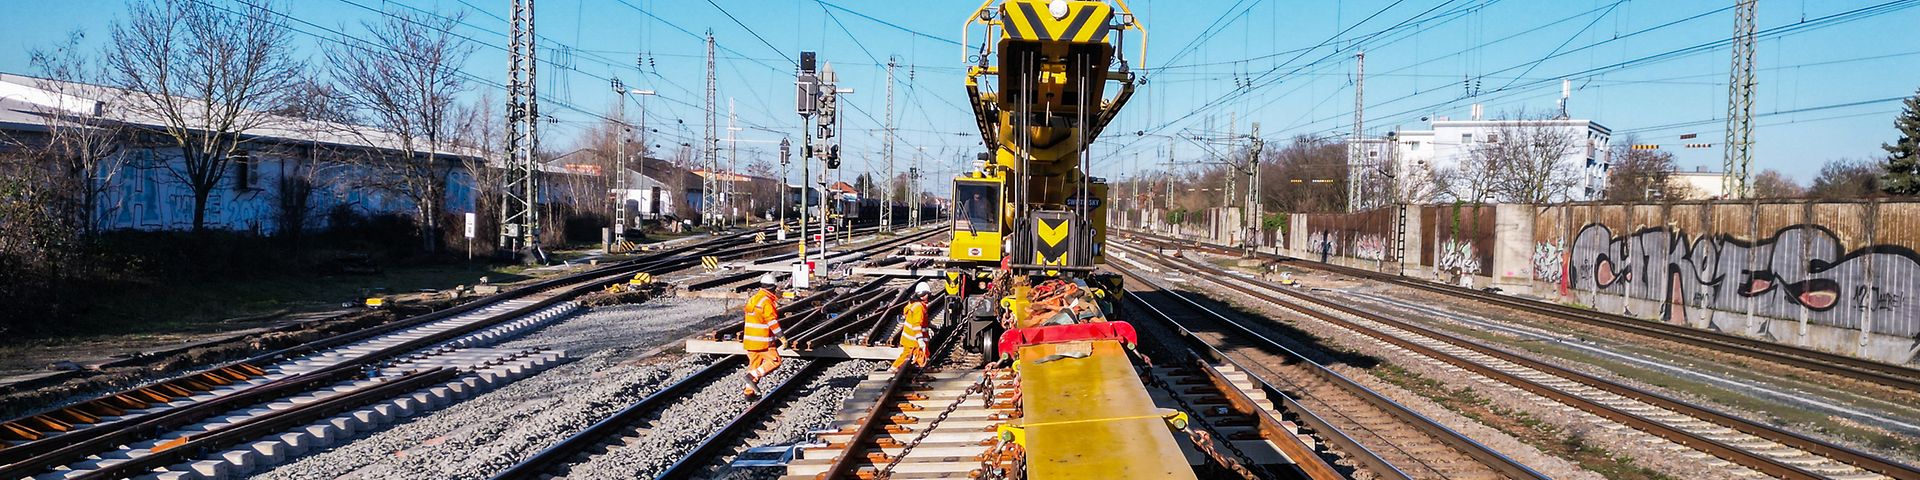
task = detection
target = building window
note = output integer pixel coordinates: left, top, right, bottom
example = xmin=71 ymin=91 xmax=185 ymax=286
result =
xmin=1408 ymin=141 xmax=1422 ymax=150
xmin=1485 ymin=132 xmax=1500 ymax=143
xmin=232 ymin=151 xmax=257 ymax=191
xmin=1461 ymin=133 xmax=1474 ymax=144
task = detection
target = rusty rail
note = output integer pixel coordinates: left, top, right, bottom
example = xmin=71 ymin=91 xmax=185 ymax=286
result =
xmin=1133 ymin=244 xmax=1920 ymax=479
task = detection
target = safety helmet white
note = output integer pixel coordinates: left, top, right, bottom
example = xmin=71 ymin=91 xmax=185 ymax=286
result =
xmin=914 ymin=281 xmax=932 ymax=295
xmin=759 ymin=273 xmax=778 ymax=286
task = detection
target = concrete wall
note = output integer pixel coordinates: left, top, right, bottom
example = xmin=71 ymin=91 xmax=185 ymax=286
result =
xmin=1245 ymin=199 xmax=1920 ymax=365
xmin=1534 ymin=200 xmax=1920 ymax=365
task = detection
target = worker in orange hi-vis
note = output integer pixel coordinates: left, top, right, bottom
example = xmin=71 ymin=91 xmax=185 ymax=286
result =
xmin=742 ymin=273 xmax=785 ymax=397
xmin=890 ymin=282 xmax=934 ymax=373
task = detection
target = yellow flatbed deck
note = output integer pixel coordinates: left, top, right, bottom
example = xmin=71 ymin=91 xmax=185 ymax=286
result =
xmin=1015 ymin=340 xmax=1197 ymax=479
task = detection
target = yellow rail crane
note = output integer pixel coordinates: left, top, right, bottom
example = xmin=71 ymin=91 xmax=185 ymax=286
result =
xmin=946 ymin=2 xmax=1197 ymax=478
xmin=949 ymin=0 xmax=1143 ymax=353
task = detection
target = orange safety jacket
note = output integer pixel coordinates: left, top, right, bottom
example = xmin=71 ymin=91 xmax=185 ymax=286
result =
xmin=742 ymin=288 xmax=782 ymax=351
xmin=898 ymin=300 xmax=928 ymax=349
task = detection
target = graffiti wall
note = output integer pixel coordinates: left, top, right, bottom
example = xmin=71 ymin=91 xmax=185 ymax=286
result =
xmin=1537 ymin=201 xmax=1920 ymax=353
xmin=1302 ymin=207 xmax=1400 ymax=263
xmin=1420 ymin=204 xmax=1496 ymax=277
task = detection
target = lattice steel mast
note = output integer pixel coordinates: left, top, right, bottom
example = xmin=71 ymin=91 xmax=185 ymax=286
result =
xmin=702 ymin=30 xmax=721 ymax=225
xmin=1348 ymin=51 xmax=1365 ymax=212
xmin=882 ymin=56 xmax=897 ymax=233
xmin=499 ymin=0 xmax=541 ymax=261
xmin=1723 ymin=0 xmax=1757 ymax=198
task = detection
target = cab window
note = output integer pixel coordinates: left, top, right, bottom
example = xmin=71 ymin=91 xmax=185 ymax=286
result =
xmin=954 ymin=182 xmax=1000 ymax=233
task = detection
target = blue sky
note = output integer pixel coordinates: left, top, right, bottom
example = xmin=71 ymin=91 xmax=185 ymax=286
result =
xmin=4 ymin=0 xmax=1917 ymax=190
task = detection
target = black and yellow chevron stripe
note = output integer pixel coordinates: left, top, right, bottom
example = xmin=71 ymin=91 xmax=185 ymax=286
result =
xmin=1000 ymin=0 xmax=1113 ymax=43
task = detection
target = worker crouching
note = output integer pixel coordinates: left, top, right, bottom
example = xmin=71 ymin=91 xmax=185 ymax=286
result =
xmin=890 ymin=282 xmax=934 ymax=372
xmin=742 ymin=273 xmax=786 ymax=398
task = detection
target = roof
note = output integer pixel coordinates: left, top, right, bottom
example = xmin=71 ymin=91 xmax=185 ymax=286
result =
xmin=0 ymin=72 xmax=482 ymax=160
xmin=1429 ymin=118 xmax=1611 ymax=134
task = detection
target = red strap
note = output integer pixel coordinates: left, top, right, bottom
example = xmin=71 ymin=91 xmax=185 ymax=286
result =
xmin=997 ymin=322 xmax=1138 ymax=357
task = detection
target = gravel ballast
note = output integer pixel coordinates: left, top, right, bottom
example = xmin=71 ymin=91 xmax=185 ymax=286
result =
xmin=712 ymin=360 xmax=880 ymax=480
xmin=558 ymin=356 xmax=814 ymax=480
xmin=252 ymin=298 xmax=730 ymax=480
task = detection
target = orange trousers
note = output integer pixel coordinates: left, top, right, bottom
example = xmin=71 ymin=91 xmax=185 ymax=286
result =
xmin=746 ymin=348 xmax=782 ymax=385
xmin=891 ymin=344 xmax=928 ymax=371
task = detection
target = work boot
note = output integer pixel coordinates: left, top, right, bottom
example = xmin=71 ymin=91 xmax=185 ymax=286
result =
xmin=743 ymin=386 xmax=758 ymax=398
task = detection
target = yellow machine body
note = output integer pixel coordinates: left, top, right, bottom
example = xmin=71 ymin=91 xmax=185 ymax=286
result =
xmin=952 ymin=0 xmax=1139 ymax=274
xmin=1011 ymin=340 xmax=1196 ymax=479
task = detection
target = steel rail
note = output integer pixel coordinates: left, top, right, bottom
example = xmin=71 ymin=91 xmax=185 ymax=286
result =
xmin=1114 ymin=262 xmax=1538 ymax=480
xmin=1 ymin=231 xmax=771 ymax=476
xmin=0 ymin=234 xmax=734 ymax=465
xmin=1133 ymin=244 xmax=1920 ymax=479
xmin=815 ymin=311 xmax=964 ymax=480
xmin=654 ymin=361 xmax=836 ymax=480
xmin=1123 ymin=230 xmax=1920 ymax=394
xmin=73 ymin=368 xmax=460 ymax=480
xmin=490 ymin=356 xmax=746 ymax=480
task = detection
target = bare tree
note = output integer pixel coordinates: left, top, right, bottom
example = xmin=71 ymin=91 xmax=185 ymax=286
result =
xmin=1437 ymin=151 xmax=1499 ymax=204
xmin=1604 ymin=135 xmax=1687 ymax=201
xmin=269 ymin=75 xmax=356 ymax=125
xmin=1808 ymin=158 xmax=1882 ymax=198
xmin=1472 ymin=113 xmax=1581 ymax=204
xmin=264 ymin=74 xmax=356 ymax=248
xmin=1751 ymin=169 xmax=1805 ymax=198
xmin=327 ymin=9 xmax=477 ymax=252
xmin=10 ymin=30 xmax=130 ymax=234
xmin=105 ymin=0 xmax=301 ymax=231
xmin=452 ymin=93 xmax=504 ymax=252
xmin=1257 ymin=136 xmax=1348 ymax=213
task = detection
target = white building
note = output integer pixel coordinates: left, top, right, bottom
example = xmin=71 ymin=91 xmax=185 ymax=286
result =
xmin=1667 ymin=167 xmax=1732 ymax=199
xmin=1352 ymin=115 xmax=1612 ymax=204
xmin=0 ymin=72 xmax=599 ymax=235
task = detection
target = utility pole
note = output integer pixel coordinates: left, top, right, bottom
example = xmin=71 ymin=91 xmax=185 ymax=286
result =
xmin=1348 ymin=51 xmax=1365 ymax=213
xmin=727 ymin=98 xmax=739 ymax=227
xmin=1225 ymin=113 xmax=1236 ymax=216
xmin=702 ymin=30 xmax=721 ymax=226
xmin=911 ymin=150 xmax=923 ymax=228
xmin=1723 ymin=0 xmax=1757 ymax=198
xmin=612 ymin=78 xmax=627 ymax=237
xmin=1131 ymin=151 xmax=1139 ymax=229
xmin=499 ymin=0 xmax=540 ymax=262
xmin=882 ymin=56 xmax=897 ymax=232
xmin=1246 ymin=122 xmax=1262 ymax=255
xmin=612 ymin=82 xmax=653 ymax=237
xmin=1163 ymin=141 xmax=1175 ymax=211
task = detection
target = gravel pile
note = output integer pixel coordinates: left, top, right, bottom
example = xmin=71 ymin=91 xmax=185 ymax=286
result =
xmin=712 ymin=360 xmax=879 ymax=480
xmin=560 ymin=358 xmax=816 ymax=480
xmin=252 ymin=298 xmax=730 ymax=480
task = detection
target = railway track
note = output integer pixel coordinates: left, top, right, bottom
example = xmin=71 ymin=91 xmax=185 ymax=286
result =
xmin=490 ymin=355 xmax=838 ymax=479
xmin=1111 ymin=260 xmax=1542 ymax=480
xmin=1117 ymin=242 xmax=1920 ymax=479
xmin=495 ymin=227 xmax=952 ymax=479
xmin=1121 ymin=230 xmax=1920 ymax=395
xmin=0 ymin=227 xmax=839 ymax=479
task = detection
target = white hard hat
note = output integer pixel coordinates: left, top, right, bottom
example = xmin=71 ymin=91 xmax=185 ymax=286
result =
xmin=914 ymin=281 xmax=932 ymax=295
xmin=759 ymin=273 xmax=778 ymax=286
